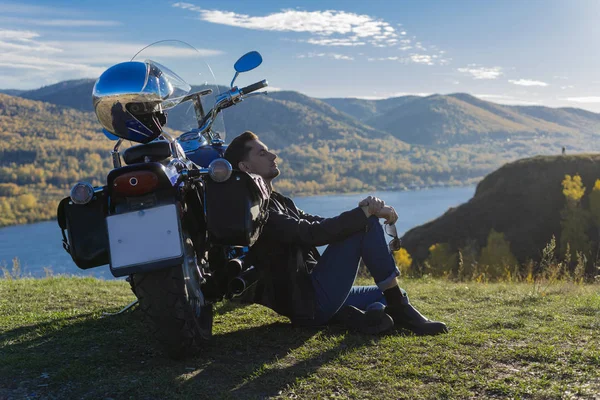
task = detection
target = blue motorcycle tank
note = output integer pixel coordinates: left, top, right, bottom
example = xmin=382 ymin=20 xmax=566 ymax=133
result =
xmin=186 ymin=144 xmax=228 ymax=167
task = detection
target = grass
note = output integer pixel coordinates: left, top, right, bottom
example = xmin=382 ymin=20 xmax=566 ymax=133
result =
xmin=1 ymin=277 xmax=599 ymax=399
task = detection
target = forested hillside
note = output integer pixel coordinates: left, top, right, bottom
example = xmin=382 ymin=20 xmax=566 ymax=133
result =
xmin=0 ymin=94 xmax=118 ymax=225
xmin=2 ymin=79 xmax=600 ymax=227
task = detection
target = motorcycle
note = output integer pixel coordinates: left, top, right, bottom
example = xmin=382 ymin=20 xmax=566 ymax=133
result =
xmin=56 ymin=40 xmax=270 ymax=359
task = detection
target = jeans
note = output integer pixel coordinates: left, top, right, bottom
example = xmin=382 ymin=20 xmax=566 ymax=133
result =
xmin=309 ymin=216 xmax=400 ymax=325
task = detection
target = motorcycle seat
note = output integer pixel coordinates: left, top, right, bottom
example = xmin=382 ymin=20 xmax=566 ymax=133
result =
xmin=123 ymin=141 xmax=172 ymax=165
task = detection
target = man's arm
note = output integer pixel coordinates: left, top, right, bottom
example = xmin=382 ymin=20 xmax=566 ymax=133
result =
xmin=264 ymin=207 xmax=368 ymax=246
xmin=297 ymin=208 xmax=325 ymax=223
xmin=279 ymin=195 xmax=324 ymax=223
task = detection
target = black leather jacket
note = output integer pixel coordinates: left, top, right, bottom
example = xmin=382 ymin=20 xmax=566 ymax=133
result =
xmin=249 ymin=191 xmax=369 ymax=323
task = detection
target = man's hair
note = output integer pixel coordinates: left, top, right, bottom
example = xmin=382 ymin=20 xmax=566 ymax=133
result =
xmin=224 ymin=130 xmax=259 ymax=170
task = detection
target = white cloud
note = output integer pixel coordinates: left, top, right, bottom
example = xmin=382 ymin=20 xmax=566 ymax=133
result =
xmin=354 ymin=91 xmax=431 ymax=100
xmin=297 ymin=52 xmax=354 ymax=61
xmin=0 ymin=16 xmax=121 ymax=27
xmin=173 ymin=3 xmax=402 ymax=48
xmin=367 ymin=53 xmax=448 ymax=66
xmin=367 ymin=56 xmax=400 ymax=61
xmin=172 ymin=3 xmax=451 ymax=66
xmin=0 ymin=2 xmax=120 ymax=27
xmin=0 ymin=30 xmax=223 ymax=88
xmin=476 ymin=94 xmax=514 ymax=100
xmin=0 ymin=29 xmax=39 ymax=40
xmin=0 ymin=41 xmax=62 ymax=53
xmin=306 ymin=37 xmax=365 ymax=46
xmin=414 ymin=42 xmax=426 ymax=51
xmin=564 ymin=97 xmax=600 ymax=103
xmin=410 ymin=54 xmax=433 ymax=65
xmin=0 ymin=2 xmax=80 ymax=15
xmin=173 ymin=3 xmax=396 ymax=37
xmin=475 ymin=94 xmax=541 ymax=106
xmin=508 ymin=79 xmax=548 ymax=87
xmin=332 ymin=54 xmax=353 ymax=60
xmin=458 ymin=66 xmax=503 ymax=80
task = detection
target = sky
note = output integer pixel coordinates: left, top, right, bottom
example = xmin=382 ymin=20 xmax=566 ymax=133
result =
xmin=1 ymin=0 xmax=600 ymax=111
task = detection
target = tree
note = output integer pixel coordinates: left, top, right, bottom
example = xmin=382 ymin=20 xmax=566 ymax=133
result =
xmin=426 ymin=243 xmax=457 ymax=277
xmin=560 ymin=174 xmax=591 ymax=263
xmin=588 ymin=179 xmax=600 ymax=265
xmin=562 ymin=174 xmax=585 ymax=205
xmin=478 ymin=229 xmax=518 ymax=280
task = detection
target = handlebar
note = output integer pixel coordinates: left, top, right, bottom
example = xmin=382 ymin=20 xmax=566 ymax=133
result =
xmin=193 ymin=79 xmax=268 ymax=140
xmin=240 ymin=79 xmax=268 ymax=95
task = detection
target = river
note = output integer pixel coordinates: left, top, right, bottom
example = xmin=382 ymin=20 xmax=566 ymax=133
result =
xmin=0 ymin=186 xmax=474 ymax=278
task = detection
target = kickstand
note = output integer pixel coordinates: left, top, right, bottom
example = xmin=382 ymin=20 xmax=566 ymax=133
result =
xmin=101 ymin=299 xmax=139 ymax=317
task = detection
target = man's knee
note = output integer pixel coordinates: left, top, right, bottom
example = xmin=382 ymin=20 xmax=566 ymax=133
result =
xmin=367 ymin=215 xmax=382 ymax=230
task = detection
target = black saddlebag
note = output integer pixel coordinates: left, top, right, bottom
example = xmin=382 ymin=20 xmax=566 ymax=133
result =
xmin=205 ymin=172 xmax=270 ymax=247
xmin=57 ymin=188 xmax=110 ymax=269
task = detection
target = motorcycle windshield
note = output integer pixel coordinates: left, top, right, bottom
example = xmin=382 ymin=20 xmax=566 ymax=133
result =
xmin=143 ymin=60 xmax=191 ymax=109
xmin=131 ymin=40 xmax=226 ymax=139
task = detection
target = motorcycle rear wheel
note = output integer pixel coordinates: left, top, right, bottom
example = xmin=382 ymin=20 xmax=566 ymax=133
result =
xmin=133 ymin=264 xmax=212 ymax=359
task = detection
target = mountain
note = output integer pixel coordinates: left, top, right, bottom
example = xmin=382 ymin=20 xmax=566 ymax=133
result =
xmin=0 ymin=92 xmax=429 ymax=227
xmin=3 ymin=80 xmax=600 ymax=227
xmin=218 ymin=91 xmax=392 ymax=148
xmin=6 ymin=79 xmax=600 ymax=148
xmin=400 ymin=153 xmax=600 ymax=269
xmin=18 ymin=79 xmax=96 ymax=112
xmin=321 ymin=96 xmax=421 ymax=122
xmin=0 ymin=93 xmax=114 ymax=226
xmin=0 ymin=89 xmax=26 ymax=96
xmin=324 ymin=93 xmax=597 ymax=145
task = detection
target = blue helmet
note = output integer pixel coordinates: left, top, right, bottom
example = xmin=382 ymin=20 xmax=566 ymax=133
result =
xmin=92 ymin=60 xmax=188 ymax=143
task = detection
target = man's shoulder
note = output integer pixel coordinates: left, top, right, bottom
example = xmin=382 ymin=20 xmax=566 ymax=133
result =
xmin=268 ymin=191 xmax=300 ymax=217
xmin=271 ymin=191 xmax=296 ymax=206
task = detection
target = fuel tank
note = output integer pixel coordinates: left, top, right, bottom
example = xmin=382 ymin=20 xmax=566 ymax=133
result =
xmin=178 ymin=131 xmax=228 ymax=167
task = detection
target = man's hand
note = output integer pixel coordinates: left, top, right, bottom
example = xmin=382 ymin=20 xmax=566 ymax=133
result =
xmin=358 ymin=196 xmax=385 ymax=217
xmin=375 ymin=205 xmax=398 ymax=225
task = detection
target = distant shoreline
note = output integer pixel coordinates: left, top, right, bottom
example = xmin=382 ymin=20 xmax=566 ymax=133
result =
xmin=0 ymin=184 xmax=477 ymax=230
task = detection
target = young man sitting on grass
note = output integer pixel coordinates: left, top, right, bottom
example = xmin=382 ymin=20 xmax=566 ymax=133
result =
xmin=224 ymin=131 xmax=448 ymax=335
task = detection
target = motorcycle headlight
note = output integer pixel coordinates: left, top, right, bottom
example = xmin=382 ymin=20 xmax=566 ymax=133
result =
xmin=70 ymin=182 xmax=95 ymax=204
xmin=208 ymin=158 xmax=232 ymax=183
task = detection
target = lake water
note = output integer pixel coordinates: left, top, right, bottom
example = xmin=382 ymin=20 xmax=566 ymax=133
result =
xmin=0 ymin=186 xmax=474 ymax=279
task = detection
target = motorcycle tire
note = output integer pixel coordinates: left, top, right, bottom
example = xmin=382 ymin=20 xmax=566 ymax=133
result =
xmin=133 ymin=265 xmax=213 ymax=359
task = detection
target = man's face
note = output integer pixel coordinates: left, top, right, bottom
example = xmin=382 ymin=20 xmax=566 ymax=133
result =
xmin=239 ymin=139 xmax=280 ymax=181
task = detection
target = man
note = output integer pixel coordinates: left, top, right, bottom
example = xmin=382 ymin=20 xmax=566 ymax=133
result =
xmin=224 ymin=131 xmax=447 ymax=335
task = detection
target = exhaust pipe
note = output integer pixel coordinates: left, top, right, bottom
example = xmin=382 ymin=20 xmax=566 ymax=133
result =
xmin=228 ymin=265 xmax=258 ymax=297
xmin=226 ymin=257 xmax=243 ymax=277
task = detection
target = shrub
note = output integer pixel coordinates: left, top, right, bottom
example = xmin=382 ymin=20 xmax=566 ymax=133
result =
xmin=393 ymin=247 xmax=412 ymax=275
xmin=426 ymin=243 xmax=457 ymax=277
xmin=478 ymin=229 xmax=518 ymax=280
xmin=560 ymin=174 xmax=591 ymax=263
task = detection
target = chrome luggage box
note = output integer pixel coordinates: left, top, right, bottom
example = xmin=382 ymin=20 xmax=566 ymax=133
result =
xmin=107 ymin=204 xmax=183 ymax=277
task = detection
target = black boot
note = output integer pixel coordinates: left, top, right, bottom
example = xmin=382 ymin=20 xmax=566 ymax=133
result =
xmin=332 ymin=304 xmax=394 ymax=335
xmin=384 ymin=287 xmax=448 ymax=336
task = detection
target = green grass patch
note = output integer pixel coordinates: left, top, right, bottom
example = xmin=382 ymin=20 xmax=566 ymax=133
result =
xmin=1 ymin=277 xmax=599 ymax=399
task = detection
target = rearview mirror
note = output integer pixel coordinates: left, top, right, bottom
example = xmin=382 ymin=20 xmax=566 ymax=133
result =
xmin=231 ymin=51 xmax=263 ymax=87
xmin=234 ymin=51 xmax=263 ymax=73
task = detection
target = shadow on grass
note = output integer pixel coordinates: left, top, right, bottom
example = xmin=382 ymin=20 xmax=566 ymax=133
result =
xmin=0 ymin=307 xmax=375 ymax=399
xmin=184 ymin=322 xmax=375 ymax=398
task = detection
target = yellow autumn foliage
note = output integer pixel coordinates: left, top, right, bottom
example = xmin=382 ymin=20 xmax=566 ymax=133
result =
xmin=478 ymin=229 xmax=518 ymax=280
xmin=426 ymin=243 xmax=457 ymax=277
xmin=392 ymin=247 xmax=412 ymax=275
xmin=562 ymin=174 xmax=585 ymax=204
